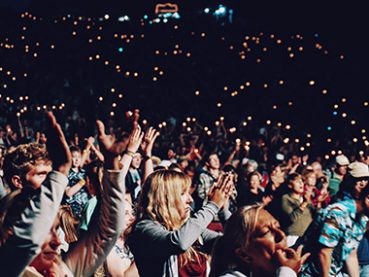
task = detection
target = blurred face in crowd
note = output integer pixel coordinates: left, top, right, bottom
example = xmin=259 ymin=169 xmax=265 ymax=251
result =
xmin=23 ymin=160 xmax=52 ymax=189
xmin=30 ymin=217 xmax=61 ymax=273
xmin=291 ymin=155 xmax=300 ymax=166
xmin=246 ymin=209 xmax=287 ymax=274
xmin=289 ymin=177 xmax=304 ymax=194
xmin=271 ymin=166 xmax=285 ymax=185
xmin=246 ymin=163 xmax=257 ymax=174
xmin=337 ymin=164 xmax=348 ymax=176
xmin=131 ymin=153 xmax=142 ymax=169
xmin=167 ymin=149 xmax=176 ymax=159
xmin=71 ymin=150 xmax=82 ymax=168
xmin=207 ymin=154 xmax=220 ymax=170
xmin=123 ymin=195 xmax=135 ymax=231
xmin=353 ymin=178 xmax=369 ymax=199
xmin=179 ymin=187 xmax=193 ymax=221
xmin=250 ymin=174 xmax=260 ymax=194
xmin=311 ymin=161 xmax=323 ymax=177
xmin=305 ymin=173 xmax=317 ymax=190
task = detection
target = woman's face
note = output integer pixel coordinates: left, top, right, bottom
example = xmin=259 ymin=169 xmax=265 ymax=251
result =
xmin=353 ymin=178 xmax=369 ymax=199
xmin=124 ymin=197 xmax=135 ymax=230
xmin=305 ymin=174 xmax=317 ymax=187
xmin=31 ymin=217 xmax=61 ymax=272
xmin=179 ymin=188 xmax=193 ymax=221
xmin=71 ymin=151 xmax=82 ymax=168
xmin=246 ymin=210 xmax=287 ymax=273
xmin=250 ymin=175 xmax=260 ymax=193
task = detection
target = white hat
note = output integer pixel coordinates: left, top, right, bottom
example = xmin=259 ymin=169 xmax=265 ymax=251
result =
xmin=158 ymin=160 xmax=172 ymax=168
xmin=348 ymin=162 xmax=369 ymax=178
xmin=335 ymin=154 xmax=349 ymax=166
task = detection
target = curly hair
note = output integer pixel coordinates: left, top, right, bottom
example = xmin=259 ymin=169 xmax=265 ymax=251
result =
xmin=2 ymin=143 xmax=50 ymax=190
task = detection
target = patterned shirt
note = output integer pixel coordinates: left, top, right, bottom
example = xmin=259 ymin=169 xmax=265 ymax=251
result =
xmin=300 ymin=199 xmax=368 ymax=276
xmin=197 ymin=170 xmax=216 ymax=202
xmin=65 ymin=168 xmax=90 ymax=219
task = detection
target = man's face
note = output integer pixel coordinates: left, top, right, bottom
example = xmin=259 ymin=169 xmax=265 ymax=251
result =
xmin=131 ymin=153 xmax=142 ymax=169
xmin=208 ymin=154 xmax=220 ymax=170
xmin=291 ymin=155 xmax=299 ymax=165
xmin=31 ymin=217 xmax=61 ymax=272
xmin=311 ymin=162 xmax=323 ymax=177
xmin=167 ymin=149 xmax=176 ymax=159
xmin=24 ymin=160 xmax=52 ymax=189
xmin=337 ymin=165 xmax=348 ymax=175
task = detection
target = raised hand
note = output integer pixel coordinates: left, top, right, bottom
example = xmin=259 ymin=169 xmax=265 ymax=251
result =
xmin=274 ymin=245 xmax=310 ymax=273
xmin=96 ymin=120 xmax=127 ymax=170
xmin=86 ymin=136 xmax=95 ymax=146
xmin=126 ymin=124 xmax=144 ymax=154
xmin=207 ymin=173 xmax=234 ymax=208
xmin=45 ymin=111 xmax=72 ymax=176
xmin=141 ymin=127 xmax=159 ymax=157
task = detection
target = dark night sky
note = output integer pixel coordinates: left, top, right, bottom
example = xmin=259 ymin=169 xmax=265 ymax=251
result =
xmin=1 ymin=0 xmax=368 ymax=89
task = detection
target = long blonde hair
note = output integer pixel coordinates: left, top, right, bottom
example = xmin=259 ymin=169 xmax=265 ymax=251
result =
xmin=58 ymin=205 xmax=79 ymax=244
xmin=209 ymin=205 xmax=264 ymax=277
xmin=134 ymin=169 xmax=197 ymax=265
xmin=137 ymin=169 xmax=191 ymax=230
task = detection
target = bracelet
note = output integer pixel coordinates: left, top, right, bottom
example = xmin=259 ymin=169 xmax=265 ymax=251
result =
xmin=125 ymin=150 xmax=136 ymax=158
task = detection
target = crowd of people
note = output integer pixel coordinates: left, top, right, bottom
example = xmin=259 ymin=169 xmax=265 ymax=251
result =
xmin=1 ymin=4 xmax=369 ymax=277
xmin=0 ymin=108 xmax=369 ymax=277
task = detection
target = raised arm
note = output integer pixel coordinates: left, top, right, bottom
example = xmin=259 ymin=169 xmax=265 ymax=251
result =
xmin=141 ymin=127 xmax=159 ymax=183
xmin=64 ymin=118 xmax=143 ymax=277
xmin=0 ymin=111 xmax=72 ymax=276
xmin=80 ymin=136 xmax=95 ymax=166
xmin=130 ymin=174 xmax=233 ymax=257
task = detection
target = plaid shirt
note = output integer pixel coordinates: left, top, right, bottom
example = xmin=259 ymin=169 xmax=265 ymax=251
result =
xmin=197 ymin=170 xmax=216 ymax=202
xmin=301 ymin=199 xmax=368 ymax=276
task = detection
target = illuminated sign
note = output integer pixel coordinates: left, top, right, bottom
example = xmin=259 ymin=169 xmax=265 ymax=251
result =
xmin=155 ymin=3 xmax=179 ymax=14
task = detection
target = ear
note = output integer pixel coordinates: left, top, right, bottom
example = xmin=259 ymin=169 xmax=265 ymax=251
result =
xmin=235 ymin=248 xmax=252 ymax=264
xmin=11 ymin=175 xmax=23 ymax=189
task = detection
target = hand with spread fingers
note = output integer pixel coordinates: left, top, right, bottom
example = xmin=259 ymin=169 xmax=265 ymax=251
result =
xmin=274 ymin=245 xmax=310 ymax=273
xmin=96 ymin=120 xmax=127 ymax=170
xmin=207 ymin=173 xmax=234 ymax=208
xmin=45 ymin=111 xmax=72 ymax=176
xmin=126 ymin=124 xmax=144 ymax=155
xmin=141 ymin=127 xmax=159 ymax=157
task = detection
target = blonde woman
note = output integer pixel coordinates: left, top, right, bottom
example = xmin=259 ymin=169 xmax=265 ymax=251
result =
xmin=210 ymin=205 xmax=310 ymax=277
xmin=127 ymin=170 xmax=233 ymax=277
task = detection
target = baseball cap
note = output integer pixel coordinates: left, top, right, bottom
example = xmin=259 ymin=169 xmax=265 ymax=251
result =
xmin=335 ymin=154 xmax=350 ymax=166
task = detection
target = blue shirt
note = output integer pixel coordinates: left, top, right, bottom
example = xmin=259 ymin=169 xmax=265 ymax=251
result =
xmin=301 ymin=199 xmax=368 ymax=276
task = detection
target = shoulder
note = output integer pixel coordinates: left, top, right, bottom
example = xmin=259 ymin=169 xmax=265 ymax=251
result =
xmin=281 ymin=193 xmax=295 ymax=204
xmin=217 ymin=270 xmax=248 ymax=277
xmin=133 ymin=219 xmax=165 ymax=233
xmin=323 ymin=199 xmax=354 ymax=215
xmin=281 ymin=193 xmax=291 ymax=200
